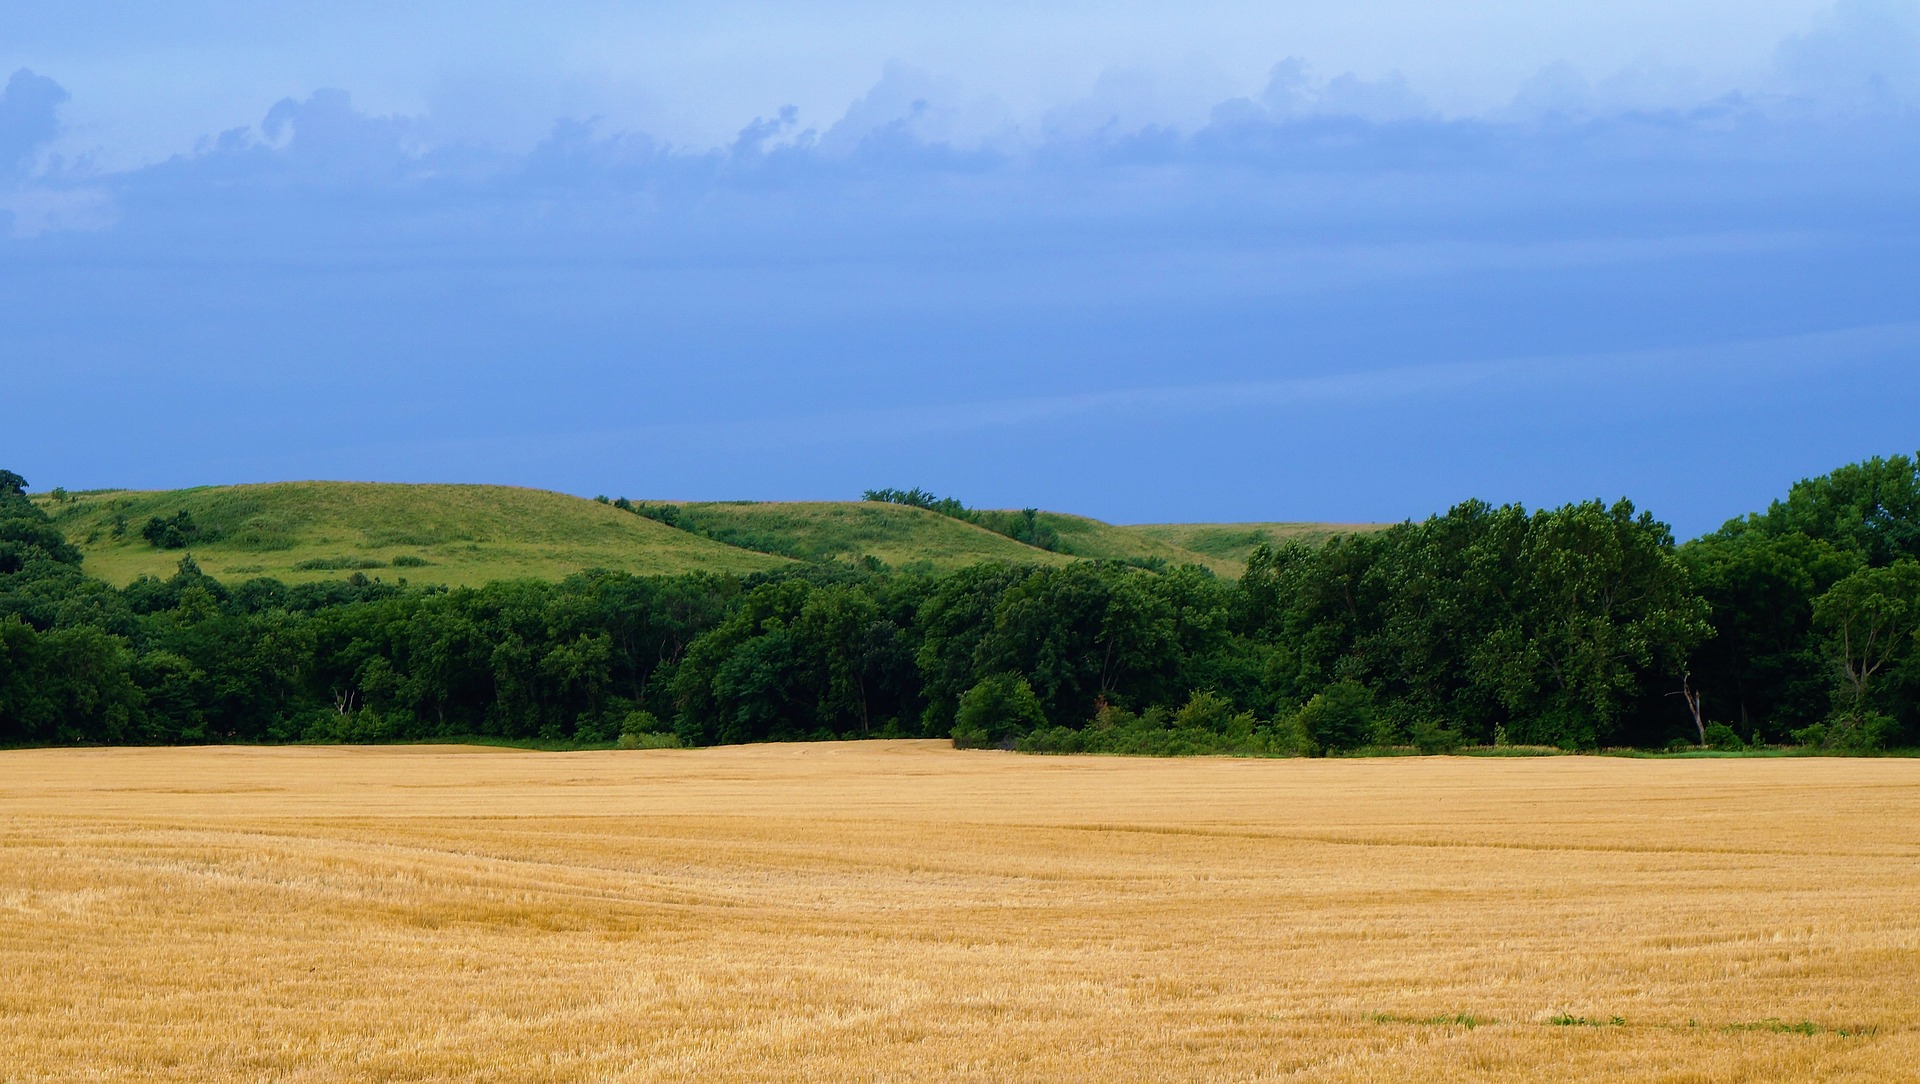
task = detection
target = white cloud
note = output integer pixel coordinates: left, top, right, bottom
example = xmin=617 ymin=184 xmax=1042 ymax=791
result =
xmin=1772 ymin=0 xmax=1920 ymax=109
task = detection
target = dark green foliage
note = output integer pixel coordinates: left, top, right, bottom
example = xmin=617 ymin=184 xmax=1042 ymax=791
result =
xmin=1703 ymin=722 xmax=1746 ymax=751
xmin=1680 ymin=453 xmax=1920 ymax=749
xmin=0 ymin=479 xmax=115 ymax=636
xmin=1295 ymin=680 xmax=1374 ymax=753
xmin=1240 ymin=498 xmax=1707 ymax=750
xmin=5 ymin=454 xmax=1920 ymax=756
xmin=292 ymin=556 xmax=389 ymax=571
xmin=0 ymin=619 xmax=145 ymax=743
xmin=952 ymin=673 xmax=1046 ymax=748
xmin=1679 ymin=531 xmax=1855 ymax=740
xmin=865 ymin=488 xmax=1060 ymax=551
xmin=1 ymin=487 xmax=83 ymax=574
xmin=1740 ymin=453 xmax=1920 ymax=568
xmin=607 ymin=497 xmax=810 ymax=560
xmin=616 ymin=709 xmax=679 ymax=749
xmin=912 ymin=562 xmax=1034 ymax=731
xmin=970 ymin=508 xmax=1061 ymax=551
xmin=1409 ymin=717 xmax=1464 ymax=754
xmin=669 ymin=576 xmax=923 ymax=744
xmin=624 ymin=500 xmax=681 ymax=529
xmin=864 ymin=487 xmax=971 ymax=520
xmin=141 ymin=510 xmax=206 ymax=549
xmin=1021 ymin=691 xmax=1290 ymax=756
xmin=1812 ymin=562 xmax=1920 ymax=742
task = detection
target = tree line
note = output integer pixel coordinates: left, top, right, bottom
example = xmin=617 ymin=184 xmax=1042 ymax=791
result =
xmin=3 ymin=456 xmax=1918 ymax=753
xmin=864 ymin=488 xmax=1062 ymax=552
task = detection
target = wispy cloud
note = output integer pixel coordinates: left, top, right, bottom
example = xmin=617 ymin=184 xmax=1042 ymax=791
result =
xmin=2 ymin=4 xmax=1918 ymax=241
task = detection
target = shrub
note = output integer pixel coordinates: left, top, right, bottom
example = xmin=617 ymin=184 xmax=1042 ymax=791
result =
xmin=1791 ymin=714 xmax=1897 ymax=750
xmin=1825 ymin=711 xmax=1897 ymax=751
xmin=1294 ymin=680 xmax=1374 ymax=754
xmin=1017 ymin=725 xmax=1089 ymax=754
xmin=617 ymin=731 xmax=682 ymax=750
xmin=953 ymin=673 xmax=1047 ymax=749
xmin=1172 ymin=690 xmax=1243 ymax=734
xmin=614 ymin=709 xmax=682 ymax=748
xmin=1703 ymin=722 xmax=1745 ymax=751
xmin=141 ymin=510 xmax=203 ymax=549
xmin=303 ymin=708 xmax=396 ymax=743
xmin=1410 ymin=718 xmax=1464 ymax=754
xmin=570 ymin=712 xmax=617 ymax=744
xmin=1269 ymin=713 xmax=1315 ymax=757
xmin=293 ymin=556 xmax=388 ymax=571
xmin=620 ymin=709 xmax=666 ymax=741
xmin=1788 ymin=722 xmax=1828 ymax=747
xmin=390 ymin=554 xmax=430 ymax=568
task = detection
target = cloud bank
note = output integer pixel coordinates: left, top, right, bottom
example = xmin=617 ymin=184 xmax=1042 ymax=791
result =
xmin=2 ymin=2 xmax=1918 ymax=534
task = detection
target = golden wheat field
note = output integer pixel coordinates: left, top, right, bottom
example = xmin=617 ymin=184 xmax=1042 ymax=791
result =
xmin=2 ymin=743 xmax=1916 ymax=1082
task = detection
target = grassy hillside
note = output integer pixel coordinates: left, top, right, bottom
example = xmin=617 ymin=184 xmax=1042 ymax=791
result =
xmin=667 ymin=501 xmax=1077 ymax=571
xmin=33 ymin=481 xmax=1372 ymax=586
xmin=40 ymin=483 xmax=790 ymax=587
xmin=1027 ymin=512 xmax=1236 ymax=575
xmin=1129 ymin=521 xmax=1389 ymax=568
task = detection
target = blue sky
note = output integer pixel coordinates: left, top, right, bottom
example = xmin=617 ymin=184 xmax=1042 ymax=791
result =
xmin=4 ymin=1 xmax=1918 ymax=536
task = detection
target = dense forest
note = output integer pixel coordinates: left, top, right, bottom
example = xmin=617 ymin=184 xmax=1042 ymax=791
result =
xmin=3 ymin=457 xmax=1918 ymax=754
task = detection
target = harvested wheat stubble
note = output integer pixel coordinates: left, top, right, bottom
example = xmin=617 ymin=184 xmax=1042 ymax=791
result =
xmin=1 ymin=742 xmax=1916 ymax=1082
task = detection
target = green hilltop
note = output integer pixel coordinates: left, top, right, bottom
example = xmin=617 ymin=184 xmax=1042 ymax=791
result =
xmin=36 ymin=481 xmax=1379 ymax=587
xmin=1020 ymin=512 xmax=1237 ymax=576
xmin=667 ymin=501 xmax=1079 ymax=570
xmin=41 ymin=483 xmax=788 ymax=588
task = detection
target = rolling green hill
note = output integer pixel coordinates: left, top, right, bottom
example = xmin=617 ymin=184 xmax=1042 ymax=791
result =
xmin=40 ymin=483 xmax=791 ymax=587
xmin=1128 ymin=522 xmax=1390 ymax=567
xmin=667 ymin=501 xmax=1079 ymax=570
xmin=1030 ymin=512 xmax=1239 ymax=576
xmin=35 ymin=481 xmax=1375 ymax=587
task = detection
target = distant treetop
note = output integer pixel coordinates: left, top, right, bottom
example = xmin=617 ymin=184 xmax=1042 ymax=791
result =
xmin=863 ymin=488 xmax=972 ymax=520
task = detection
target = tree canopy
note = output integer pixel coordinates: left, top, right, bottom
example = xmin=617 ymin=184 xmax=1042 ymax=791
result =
xmin=5 ymin=454 xmax=1920 ymax=753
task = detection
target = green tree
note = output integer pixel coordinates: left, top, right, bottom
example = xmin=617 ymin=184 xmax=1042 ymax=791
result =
xmin=1294 ymin=681 xmax=1374 ymax=754
xmin=1473 ymin=500 xmax=1708 ymax=748
xmin=952 ymin=673 xmax=1047 ymax=749
xmin=914 ymin=563 xmax=1032 ymax=731
xmin=1680 ymin=530 xmax=1858 ymax=738
xmin=1811 ymin=561 xmax=1920 ymax=746
xmin=1 ymin=619 xmax=145 ymax=744
xmin=1743 ymin=452 xmax=1920 ymax=568
xmin=141 ymin=510 xmax=204 ymax=550
xmin=0 ymin=482 xmax=84 ymax=573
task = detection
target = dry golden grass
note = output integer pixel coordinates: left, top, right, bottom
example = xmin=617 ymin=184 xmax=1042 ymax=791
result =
xmin=2 ymin=743 xmax=1916 ymax=1082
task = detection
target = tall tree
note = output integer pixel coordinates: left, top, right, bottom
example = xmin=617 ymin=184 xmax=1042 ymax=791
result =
xmin=1811 ymin=561 xmax=1920 ymax=743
